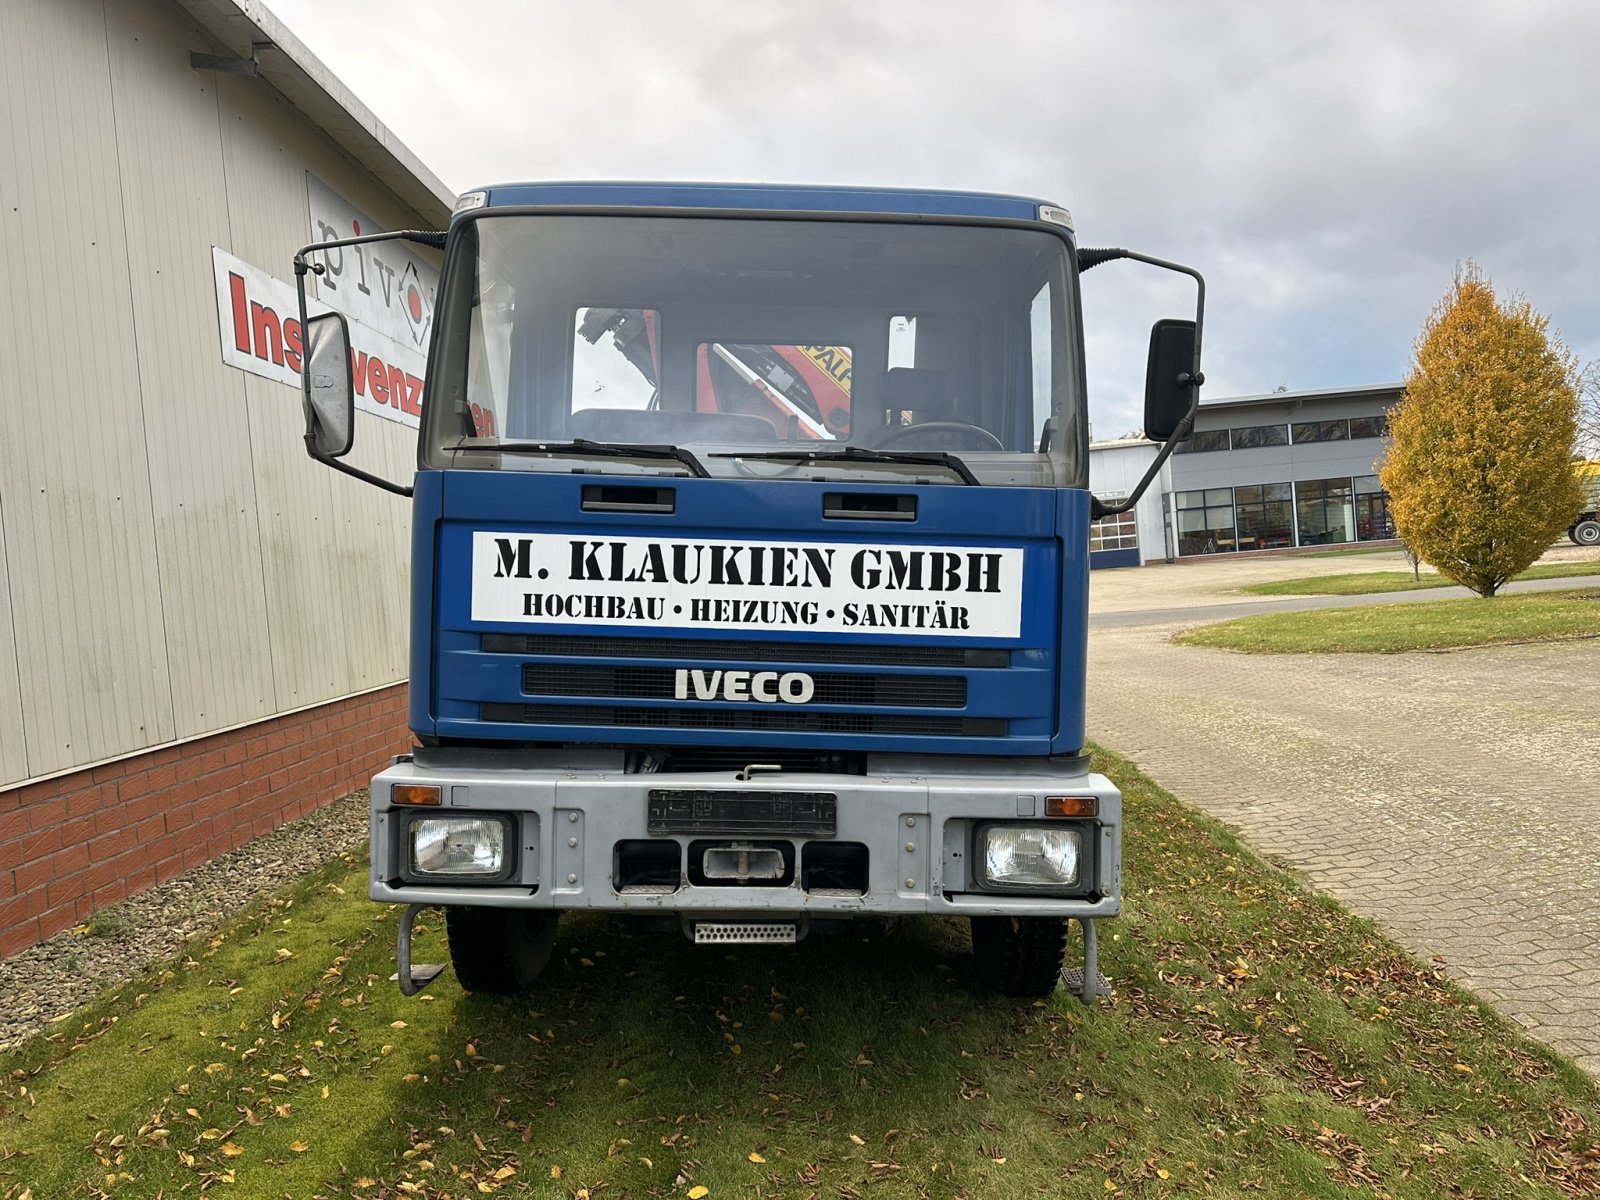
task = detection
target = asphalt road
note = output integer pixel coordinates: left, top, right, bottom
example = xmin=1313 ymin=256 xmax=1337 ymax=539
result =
xmin=1085 ymin=552 xmax=1600 ymax=1074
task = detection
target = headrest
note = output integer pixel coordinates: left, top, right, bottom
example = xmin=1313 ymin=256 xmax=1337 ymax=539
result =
xmin=884 ymin=367 xmax=956 ymax=417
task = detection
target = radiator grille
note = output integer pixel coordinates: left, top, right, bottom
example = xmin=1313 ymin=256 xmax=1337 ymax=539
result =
xmin=522 ymin=663 xmax=966 ymax=708
xmin=482 ymin=703 xmax=1002 ymax=737
xmin=483 ymin=633 xmax=1007 ymax=668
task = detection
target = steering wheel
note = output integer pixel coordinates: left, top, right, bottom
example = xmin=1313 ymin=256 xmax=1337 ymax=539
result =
xmin=866 ymin=421 xmax=1006 ymax=453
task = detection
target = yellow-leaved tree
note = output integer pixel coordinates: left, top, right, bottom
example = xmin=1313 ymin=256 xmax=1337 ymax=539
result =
xmin=1380 ymin=263 xmax=1584 ymax=597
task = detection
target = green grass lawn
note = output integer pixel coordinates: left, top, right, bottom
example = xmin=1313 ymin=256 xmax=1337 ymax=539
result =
xmin=1179 ymin=588 xmax=1600 ymax=654
xmin=1240 ymin=560 xmax=1600 ymax=597
xmin=4 ymin=748 xmax=1599 ymax=1199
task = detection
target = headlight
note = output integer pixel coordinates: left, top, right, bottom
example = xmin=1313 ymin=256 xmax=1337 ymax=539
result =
xmin=408 ymin=815 xmax=513 ymax=881
xmin=979 ymin=825 xmax=1081 ymax=888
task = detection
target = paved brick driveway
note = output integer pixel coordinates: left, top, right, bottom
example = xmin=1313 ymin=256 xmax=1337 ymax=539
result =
xmin=1086 ymin=558 xmax=1600 ymax=1074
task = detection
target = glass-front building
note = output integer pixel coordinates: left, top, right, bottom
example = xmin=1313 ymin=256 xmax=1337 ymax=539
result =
xmin=1161 ymin=384 xmax=1402 ymax=557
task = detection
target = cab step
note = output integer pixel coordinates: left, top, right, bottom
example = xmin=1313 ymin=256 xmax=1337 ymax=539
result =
xmin=693 ymin=921 xmax=798 ymax=945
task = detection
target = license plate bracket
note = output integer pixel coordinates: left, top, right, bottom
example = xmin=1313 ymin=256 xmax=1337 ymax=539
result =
xmin=647 ymin=789 xmax=837 ymax=837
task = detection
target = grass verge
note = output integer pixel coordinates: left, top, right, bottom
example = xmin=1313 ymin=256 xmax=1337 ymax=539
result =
xmin=1178 ymin=587 xmax=1600 ymax=654
xmin=1240 ymin=560 xmax=1600 ymax=597
xmin=3 ymin=748 xmax=1599 ymax=1199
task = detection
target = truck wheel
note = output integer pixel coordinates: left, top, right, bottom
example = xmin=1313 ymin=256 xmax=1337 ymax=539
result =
xmin=1572 ymin=520 xmax=1600 ymax=547
xmin=969 ymin=915 xmax=1068 ymax=997
xmin=445 ymin=907 xmax=558 ymax=995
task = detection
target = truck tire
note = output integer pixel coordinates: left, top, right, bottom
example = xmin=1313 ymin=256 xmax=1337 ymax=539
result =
xmin=1572 ymin=519 xmax=1600 ymax=546
xmin=445 ymin=907 xmax=558 ymax=995
xmin=969 ymin=915 xmax=1068 ymax=997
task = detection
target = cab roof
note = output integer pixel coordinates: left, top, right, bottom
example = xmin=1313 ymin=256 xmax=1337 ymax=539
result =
xmin=459 ymin=182 xmax=1068 ymax=227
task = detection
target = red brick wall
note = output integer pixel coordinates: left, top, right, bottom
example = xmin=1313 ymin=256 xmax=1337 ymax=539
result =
xmin=0 ymin=685 xmax=411 ymax=958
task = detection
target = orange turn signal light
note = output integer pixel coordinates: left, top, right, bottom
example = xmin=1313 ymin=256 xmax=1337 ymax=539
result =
xmin=1044 ymin=796 xmax=1097 ymax=818
xmin=392 ymin=784 xmax=442 ymax=807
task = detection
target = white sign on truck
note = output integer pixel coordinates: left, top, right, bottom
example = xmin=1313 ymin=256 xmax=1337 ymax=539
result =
xmin=471 ymin=532 xmax=1025 ymax=638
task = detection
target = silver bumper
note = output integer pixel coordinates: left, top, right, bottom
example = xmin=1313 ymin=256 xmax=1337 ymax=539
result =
xmin=369 ymin=756 xmax=1121 ymax=920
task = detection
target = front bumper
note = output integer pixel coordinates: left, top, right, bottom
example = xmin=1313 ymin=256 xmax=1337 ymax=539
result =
xmin=369 ymin=754 xmax=1121 ymax=921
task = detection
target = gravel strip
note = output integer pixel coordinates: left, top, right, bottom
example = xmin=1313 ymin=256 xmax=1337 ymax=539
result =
xmin=0 ymin=789 xmax=371 ymax=1053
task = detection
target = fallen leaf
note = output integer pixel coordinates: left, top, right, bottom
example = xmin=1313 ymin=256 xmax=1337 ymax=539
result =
xmin=848 ymin=1134 xmax=866 ymax=1146
xmin=1158 ymin=1168 xmax=1171 ymax=1180
xmin=748 ymin=1152 xmax=766 ymax=1163
xmin=290 ymin=1139 xmax=310 ymax=1152
xmin=221 ymin=1142 xmax=244 ymax=1158
xmin=688 ymin=1187 xmax=710 ymax=1199
xmin=391 ymin=1020 xmax=408 ymax=1030
xmin=550 ymin=1164 xmax=563 ymax=1180
xmin=199 ymin=1128 xmax=223 ymax=1140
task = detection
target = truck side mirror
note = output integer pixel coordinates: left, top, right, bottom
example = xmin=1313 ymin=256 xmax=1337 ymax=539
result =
xmin=1143 ymin=318 xmax=1200 ymax=441
xmin=302 ymin=311 xmax=355 ymax=459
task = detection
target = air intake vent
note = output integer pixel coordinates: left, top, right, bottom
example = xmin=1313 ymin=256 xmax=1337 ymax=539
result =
xmin=482 ymin=634 xmax=1007 ymax=669
xmin=522 ymin=664 xmax=966 ymax=708
xmin=481 ymin=703 xmax=1003 ymax=737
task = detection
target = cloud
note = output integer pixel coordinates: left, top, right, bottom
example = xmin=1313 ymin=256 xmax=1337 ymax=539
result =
xmin=267 ymin=0 xmax=1600 ymax=436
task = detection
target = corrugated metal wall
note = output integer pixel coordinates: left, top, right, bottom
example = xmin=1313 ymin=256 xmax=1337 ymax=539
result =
xmin=0 ymin=0 xmax=428 ymax=788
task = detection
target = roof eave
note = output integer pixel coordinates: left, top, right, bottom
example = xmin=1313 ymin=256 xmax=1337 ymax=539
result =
xmin=171 ymin=0 xmax=454 ymax=225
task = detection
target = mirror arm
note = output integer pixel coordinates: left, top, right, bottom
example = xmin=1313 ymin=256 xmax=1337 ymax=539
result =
xmin=302 ymin=435 xmax=414 ymax=497
xmin=292 ymin=232 xmax=445 ymax=500
xmin=1082 ymin=247 xmax=1207 ymax=519
xmin=1090 ymin=392 xmax=1200 ymax=518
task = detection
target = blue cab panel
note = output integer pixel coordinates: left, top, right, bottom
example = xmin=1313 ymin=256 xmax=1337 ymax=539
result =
xmin=411 ymin=471 xmax=1091 ymax=758
xmin=465 ymin=182 xmax=1060 ymax=225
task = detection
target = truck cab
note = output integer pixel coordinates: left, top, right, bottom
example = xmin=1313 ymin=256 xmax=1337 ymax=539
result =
xmin=294 ymin=183 xmax=1204 ymax=1001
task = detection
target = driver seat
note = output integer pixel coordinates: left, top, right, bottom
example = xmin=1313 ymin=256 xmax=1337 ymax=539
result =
xmin=882 ymin=366 xmax=957 ymax=425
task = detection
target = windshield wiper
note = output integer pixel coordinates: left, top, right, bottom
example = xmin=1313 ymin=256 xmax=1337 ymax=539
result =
xmin=713 ymin=445 xmax=978 ymax=485
xmin=446 ymin=438 xmax=709 ymax=478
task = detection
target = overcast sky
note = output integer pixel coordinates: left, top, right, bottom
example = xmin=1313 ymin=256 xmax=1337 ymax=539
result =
xmin=269 ymin=0 xmax=1600 ymax=438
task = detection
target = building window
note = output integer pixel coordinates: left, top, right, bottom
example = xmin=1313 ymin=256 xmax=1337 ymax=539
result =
xmin=1174 ymin=429 xmax=1230 ymax=454
xmin=1090 ymin=508 xmax=1139 ymax=554
xmin=1229 ymin=423 xmax=1289 ymax=449
xmin=1291 ymin=419 xmax=1350 ymax=444
xmin=1234 ymin=483 xmax=1294 ymax=550
xmin=1354 ymin=474 xmax=1394 ymax=540
xmin=1175 ymin=488 xmax=1236 ymax=555
xmin=1295 ymin=477 xmax=1355 ymax=545
xmin=1348 ymin=414 xmax=1389 ymax=439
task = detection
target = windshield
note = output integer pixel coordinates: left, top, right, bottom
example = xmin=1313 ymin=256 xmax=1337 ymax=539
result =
xmin=424 ymin=214 xmax=1085 ymax=487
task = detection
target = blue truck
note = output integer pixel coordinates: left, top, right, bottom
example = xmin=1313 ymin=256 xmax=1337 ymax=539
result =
xmin=293 ymin=183 xmax=1204 ymax=1003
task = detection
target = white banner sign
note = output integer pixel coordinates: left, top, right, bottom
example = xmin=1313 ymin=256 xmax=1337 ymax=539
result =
xmin=210 ymin=246 xmax=426 ymax=428
xmin=305 ymin=173 xmax=438 ymax=353
xmin=471 ymin=533 xmax=1024 ymax=638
